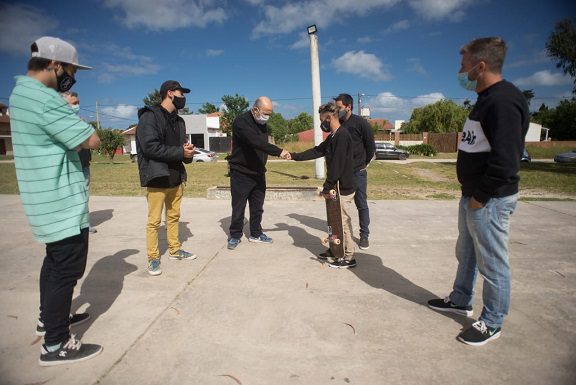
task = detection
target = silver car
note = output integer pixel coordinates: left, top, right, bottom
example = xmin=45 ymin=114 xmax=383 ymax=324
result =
xmin=193 ymin=148 xmax=218 ymax=163
xmin=554 ymin=150 xmax=576 ymax=163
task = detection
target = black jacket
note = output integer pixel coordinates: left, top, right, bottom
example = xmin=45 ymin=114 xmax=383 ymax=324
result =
xmin=291 ymin=126 xmax=356 ymax=195
xmin=457 ymin=80 xmax=529 ymax=202
xmin=341 ymin=114 xmax=376 ymax=171
xmin=136 ymin=106 xmax=192 ymax=187
xmin=227 ymin=111 xmax=283 ymax=176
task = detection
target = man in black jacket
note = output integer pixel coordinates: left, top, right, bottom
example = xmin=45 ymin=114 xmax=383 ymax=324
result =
xmin=226 ymin=96 xmax=290 ymax=250
xmin=335 ymin=94 xmax=375 ymax=250
xmin=427 ymin=37 xmax=529 ymax=346
xmin=136 ymin=80 xmax=196 ymax=276
xmin=291 ymin=102 xmax=357 ymax=269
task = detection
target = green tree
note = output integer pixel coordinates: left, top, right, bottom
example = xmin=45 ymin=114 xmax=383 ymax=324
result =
xmin=287 ymin=112 xmax=313 ymax=135
xmin=143 ymin=89 xmax=162 ymax=107
xmin=537 ymin=98 xmax=576 ymax=140
xmin=198 ymin=102 xmax=219 ymax=114
xmin=522 ymin=89 xmax=535 ymax=106
xmin=267 ymin=112 xmax=289 ymax=143
xmin=221 ymin=94 xmax=249 ymax=134
xmin=97 ymin=128 xmax=126 ymax=162
xmin=546 ymin=19 xmax=576 ymax=93
xmin=403 ymin=99 xmax=468 ymax=133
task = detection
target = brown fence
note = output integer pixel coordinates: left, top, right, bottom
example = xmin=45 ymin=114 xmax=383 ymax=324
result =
xmin=427 ymin=132 xmax=459 ymax=152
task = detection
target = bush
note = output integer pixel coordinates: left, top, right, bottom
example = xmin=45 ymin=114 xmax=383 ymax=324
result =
xmin=402 ymin=144 xmax=438 ymax=157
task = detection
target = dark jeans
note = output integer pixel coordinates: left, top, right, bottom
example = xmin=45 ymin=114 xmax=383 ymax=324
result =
xmin=40 ymin=228 xmax=89 ymax=345
xmin=354 ymin=169 xmax=370 ymax=238
xmin=229 ymin=169 xmax=266 ymax=239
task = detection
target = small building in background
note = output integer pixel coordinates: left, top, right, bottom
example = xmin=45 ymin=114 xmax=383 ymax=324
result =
xmin=0 ymin=103 xmax=12 ymax=156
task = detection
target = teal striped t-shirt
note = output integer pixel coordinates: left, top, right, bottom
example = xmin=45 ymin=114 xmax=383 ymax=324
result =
xmin=9 ymin=76 xmax=94 ymax=243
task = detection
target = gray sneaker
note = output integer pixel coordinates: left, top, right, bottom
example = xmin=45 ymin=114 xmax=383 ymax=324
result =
xmin=169 ymin=249 xmax=197 ymax=260
xmin=358 ymin=237 xmax=369 ymax=250
xmin=248 ymin=233 xmax=273 ymax=243
xmin=227 ymin=238 xmax=241 ymax=250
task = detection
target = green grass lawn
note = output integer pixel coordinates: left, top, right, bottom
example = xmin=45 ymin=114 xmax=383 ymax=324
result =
xmin=1 ymin=155 xmax=574 ymax=200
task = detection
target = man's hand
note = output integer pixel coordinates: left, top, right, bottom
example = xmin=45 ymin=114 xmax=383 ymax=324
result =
xmin=469 ymin=196 xmax=485 ymax=209
xmin=280 ymin=149 xmax=292 ymax=160
xmin=183 ymin=143 xmax=195 ymax=159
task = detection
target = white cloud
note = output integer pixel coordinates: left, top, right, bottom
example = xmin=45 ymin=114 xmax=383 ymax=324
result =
xmin=408 ymin=0 xmax=475 ymax=21
xmin=357 ymin=36 xmax=376 ymax=44
xmin=290 ymin=33 xmax=310 ymax=49
xmin=101 ymin=104 xmax=138 ymax=120
xmin=332 ymin=50 xmax=392 ymax=81
xmin=514 ymin=70 xmax=572 ymax=87
xmin=103 ymin=0 xmax=228 ymax=31
xmin=89 ymin=44 xmax=161 ymax=83
xmin=368 ymin=91 xmax=446 ymax=119
xmin=382 ymin=19 xmax=410 ymax=35
xmin=252 ymin=0 xmax=399 ymax=37
xmin=0 ymin=3 xmax=59 ymax=55
xmin=407 ymin=57 xmax=427 ymax=75
xmin=206 ymin=49 xmax=224 ymax=57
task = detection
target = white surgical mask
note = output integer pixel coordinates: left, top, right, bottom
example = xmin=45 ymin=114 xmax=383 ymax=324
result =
xmin=71 ymin=104 xmax=80 ymax=113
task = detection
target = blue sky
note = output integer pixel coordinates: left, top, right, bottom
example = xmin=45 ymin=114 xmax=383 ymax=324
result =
xmin=0 ymin=0 xmax=574 ymax=129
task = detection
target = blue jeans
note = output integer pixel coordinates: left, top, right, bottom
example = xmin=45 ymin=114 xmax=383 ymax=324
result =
xmin=449 ymin=194 xmax=517 ymax=328
xmin=354 ymin=169 xmax=370 ymax=238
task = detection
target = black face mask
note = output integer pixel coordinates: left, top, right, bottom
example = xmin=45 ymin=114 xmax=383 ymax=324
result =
xmin=55 ymin=68 xmax=76 ymax=92
xmin=172 ymin=95 xmax=186 ymax=110
xmin=321 ymin=119 xmax=331 ymax=133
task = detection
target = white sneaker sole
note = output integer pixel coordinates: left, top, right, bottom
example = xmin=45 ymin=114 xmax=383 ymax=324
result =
xmin=458 ymin=331 xmax=501 ymax=346
xmin=428 ymin=304 xmax=473 ymax=317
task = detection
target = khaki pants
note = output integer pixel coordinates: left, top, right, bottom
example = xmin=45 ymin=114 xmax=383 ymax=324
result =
xmin=146 ymin=184 xmax=183 ymax=261
xmin=341 ymin=192 xmax=355 ymax=260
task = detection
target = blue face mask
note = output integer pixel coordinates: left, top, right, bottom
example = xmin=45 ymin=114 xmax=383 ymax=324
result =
xmin=457 ymin=64 xmax=479 ymax=91
xmin=71 ymin=104 xmax=80 ymax=113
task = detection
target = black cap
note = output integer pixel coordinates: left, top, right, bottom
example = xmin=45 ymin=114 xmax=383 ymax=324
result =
xmin=160 ymin=80 xmax=191 ymax=96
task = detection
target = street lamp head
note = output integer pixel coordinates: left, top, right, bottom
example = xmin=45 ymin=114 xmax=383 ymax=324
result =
xmin=307 ymin=25 xmax=317 ymax=35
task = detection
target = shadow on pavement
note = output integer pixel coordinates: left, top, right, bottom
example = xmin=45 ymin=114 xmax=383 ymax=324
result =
xmin=90 ymin=209 xmax=114 ymax=227
xmin=157 ymin=221 xmax=194 ymax=256
xmin=72 ymin=249 xmax=139 ymax=338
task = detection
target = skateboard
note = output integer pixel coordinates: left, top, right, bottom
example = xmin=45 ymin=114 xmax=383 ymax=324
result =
xmin=322 ymin=183 xmax=345 ymax=259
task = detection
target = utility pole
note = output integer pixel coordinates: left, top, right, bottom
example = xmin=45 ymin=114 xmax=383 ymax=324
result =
xmin=308 ymin=25 xmax=324 ymax=179
xmin=95 ymin=100 xmax=100 ymax=130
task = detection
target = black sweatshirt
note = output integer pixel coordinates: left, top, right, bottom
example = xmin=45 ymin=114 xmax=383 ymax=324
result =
xmin=341 ymin=114 xmax=376 ymax=171
xmin=291 ymin=127 xmax=356 ymax=195
xmin=457 ymin=80 xmax=529 ymax=203
xmin=227 ymin=111 xmax=283 ymax=176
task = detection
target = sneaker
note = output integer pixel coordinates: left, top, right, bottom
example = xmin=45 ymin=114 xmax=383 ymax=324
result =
xmin=227 ymin=237 xmax=241 ymax=250
xmin=328 ymin=258 xmax=357 ymax=269
xmin=36 ymin=313 xmax=91 ymax=337
xmin=89 ymin=227 xmax=97 ymax=234
xmin=457 ymin=320 xmax=501 ymax=346
xmin=318 ymin=249 xmax=334 ymax=260
xmin=169 ymin=249 xmax=197 ymax=260
xmin=358 ymin=237 xmax=370 ymax=250
xmin=39 ymin=335 xmax=102 ymax=366
xmin=148 ymin=259 xmax=162 ymax=276
xmin=248 ymin=233 xmax=273 ymax=244
xmin=427 ymin=297 xmax=473 ymax=317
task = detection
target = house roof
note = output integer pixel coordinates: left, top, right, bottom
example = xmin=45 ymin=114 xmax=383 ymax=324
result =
xmin=368 ymin=118 xmax=394 ymax=130
xmin=122 ymin=126 xmax=137 ymax=135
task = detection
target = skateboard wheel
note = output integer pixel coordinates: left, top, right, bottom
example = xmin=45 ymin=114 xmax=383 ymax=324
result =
xmin=329 ymin=189 xmax=337 ymax=196
xmin=322 ymin=237 xmax=329 ymax=245
xmin=334 ymin=238 xmax=341 ymax=245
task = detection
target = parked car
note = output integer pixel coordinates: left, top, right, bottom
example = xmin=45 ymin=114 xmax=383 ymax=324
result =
xmin=554 ymin=150 xmax=576 ymax=163
xmin=192 ymin=148 xmax=218 ymax=163
xmin=374 ymin=142 xmax=409 ymax=160
xmin=521 ymin=148 xmax=531 ymax=163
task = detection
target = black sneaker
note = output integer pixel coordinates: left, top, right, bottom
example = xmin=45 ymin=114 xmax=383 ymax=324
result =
xmin=427 ymin=297 xmax=473 ymax=317
xmin=39 ymin=335 xmax=103 ymax=366
xmin=36 ymin=313 xmax=91 ymax=337
xmin=358 ymin=237 xmax=370 ymax=250
xmin=328 ymin=258 xmax=357 ymax=269
xmin=457 ymin=320 xmax=501 ymax=346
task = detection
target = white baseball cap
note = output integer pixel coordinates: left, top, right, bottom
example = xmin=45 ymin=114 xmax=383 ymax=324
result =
xmin=31 ymin=36 xmax=92 ymax=70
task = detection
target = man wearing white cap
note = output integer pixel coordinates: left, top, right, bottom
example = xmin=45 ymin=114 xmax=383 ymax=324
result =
xmin=9 ymin=36 xmax=102 ymax=366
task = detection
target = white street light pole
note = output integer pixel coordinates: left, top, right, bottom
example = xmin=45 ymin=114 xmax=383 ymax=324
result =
xmin=308 ymin=25 xmax=324 ymax=179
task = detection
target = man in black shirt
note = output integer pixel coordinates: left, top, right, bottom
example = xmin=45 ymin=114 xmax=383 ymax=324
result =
xmin=226 ymin=96 xmax=290 ymax=250
xmin=427 ymin=37 xmax=529 ymax=346
xmin=136 ymin=80 xmax=196 ymax=276
xmin=291 ymin=102 xmax=357 ymax=269
xmin=335 ymin=94 xmax=375 ymax=250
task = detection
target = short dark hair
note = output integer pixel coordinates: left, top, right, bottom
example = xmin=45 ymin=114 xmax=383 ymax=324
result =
xmin=460 ymin=37 xmax=507 ymax=74
xmin=27 ymin=57 xmax=52 ymax=71
xmin=334 ymin=93 xmax=354 ymax=110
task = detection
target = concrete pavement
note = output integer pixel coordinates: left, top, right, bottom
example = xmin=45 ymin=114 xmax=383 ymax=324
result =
xmin=0 ymin=195 xmax=575 ymax=385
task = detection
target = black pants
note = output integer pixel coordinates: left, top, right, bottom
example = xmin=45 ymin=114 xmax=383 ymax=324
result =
xmin=229 ymin=169 xmax=266 ymax=239
xmin=354 ymin=169 xmax=370 ymax=238
xmin=40 ymin=228 xmax=89 ymax=345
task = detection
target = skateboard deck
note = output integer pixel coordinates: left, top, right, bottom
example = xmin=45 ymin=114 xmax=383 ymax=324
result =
xmin=322 ymin=184 xmax=345 ymax=259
